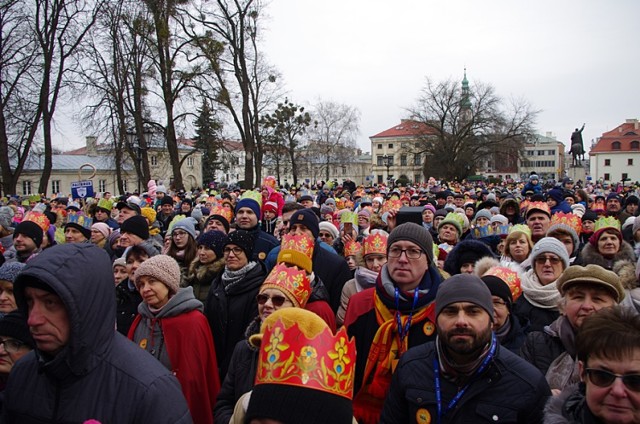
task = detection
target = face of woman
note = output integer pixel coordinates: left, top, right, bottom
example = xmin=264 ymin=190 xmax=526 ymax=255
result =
xmin=137 ymin=275 xmax=170 ymax=309
xmin=126 ymin=254 xmax=149 ymax=284
xmin=476 ymin=216 xmax=490 ymax=227
xmin=534 ymin=253 xmax=565 ymax=286
xmin=564 ymin=285 xmax=616 ymax=329
xmin=172 ymin=230 xmax=190 ymax=249
xmin=257 ymin=288 xmax=293 ymax=322
xmin=0 ymin=280 xmax=16 ymax=314
xmin=492 ymin=296 xmax=510 ymax=329
xmin=508 ymin=235 xmax=530 ymax=262
xmin=0 ymin=336 xmax=31 ymax=375
xmin=113 ymin=266 xmax=128 ymax=286
xmin=90 ymin=229 xmax=105 ymax=244
xmin=197 ymin=245 xmax=217 ymax=265
xmin=345 ymin=255 xmax=357 ymax=271
xmin=224 ymin=244 xmax=248 ymax=271
xmin=598 ymin=232 xmax=621 ymax=258
xmin=422 ymin=210 xmax=434 ymax=224
xmin=365 ymin=254 xmax=387 ymax=273
xmin=438 ymin=224 xmax=458 ymax=244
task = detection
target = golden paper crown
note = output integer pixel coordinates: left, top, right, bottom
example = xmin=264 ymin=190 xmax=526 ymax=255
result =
xmin=483 ymin=266 xmax=522 ymax=301
xmin=509 ymin=224 xmax=532 ymax=238
xmin=210 ymin=205 xmax=233 ymax=223
xmin=24 ymin=211 xmax=50 ymax=232
xmin=241 ymin=190 xmax=263 ymax=207
xmin=343 ymin=240 xmax=362 ymax=257
xmin=549 ymin=212 xmax=582 ymax=235
xmin=382 ymin=199 xmax=402 ymax=213
xmin=362 ymin=233 xmax=387 ymax=257
xmin=526 ymin=201 xmax=551 ymax=217
xmin=592 ymin=199 xmax=606 ymax=211
xmin=335 ymin=199 xmax=345 ymax=210
xmin=66 ymin=213 xmax=93 ymax=230
xmin=277 ymin=233 xmax=315 ymax=274
xmin=96 ymin=198 xmax=113 ymax=212
xmin=261 ymin=263 xmax=311 ymax=308
xmin=255 ymin=309 xmax=356 ymax=400
xmin=594 ymin=216 xmax=621 ymax=233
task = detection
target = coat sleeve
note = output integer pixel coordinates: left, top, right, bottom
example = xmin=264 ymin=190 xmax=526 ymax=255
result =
xmin=133 ymin=374 xmax=193 ymax=424
xmin=379 ymin=362 xmax=409 ymax=424
xmin=214 ymin=342 xmax=246 ymax=424
xmin=519 ymin=372 xmax=552 ymax=424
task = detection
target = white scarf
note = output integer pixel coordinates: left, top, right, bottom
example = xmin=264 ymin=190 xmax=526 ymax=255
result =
xmin=520 ymin=268 xmax=561 ymax=309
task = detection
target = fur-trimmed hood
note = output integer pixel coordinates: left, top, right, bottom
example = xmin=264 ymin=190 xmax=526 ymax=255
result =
xmin=186 ymin=257 xmax=225 ymax=285
xmin=579 ymin=241 xmax=637 ymax=289
xmin=443 ymin=239 xmax=495 ymax=275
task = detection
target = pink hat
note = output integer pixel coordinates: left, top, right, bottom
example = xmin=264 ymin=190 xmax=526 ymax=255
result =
xmin=91 ymin=222 xmax=111 ymax=239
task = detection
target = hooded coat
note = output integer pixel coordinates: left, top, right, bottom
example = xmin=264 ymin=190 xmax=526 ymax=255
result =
xmin=4 ymin=243 xmax=191 ymax=423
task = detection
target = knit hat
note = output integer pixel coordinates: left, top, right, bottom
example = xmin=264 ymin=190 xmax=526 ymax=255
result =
xmin=196 ymin=230 xmax=227 ymax=258
xmin=319 ymin=221 xmax=339 ymax=240
xmin=134 ymin=254 xmax=181 ymax=294
xmin=622 ymin=216 xmax=636 ymax=231
xmin=263 ymin=201 xmax=278 ymax=214
xmin=529 ymin=174 xmax=539 ymax=182
xmin=0 ymin=262 xmax=26 ymax=283
xmin=172 ymin=218 xmax=197 ymax=240
xmin=581 ymin=209 xmax=597 ymax=224
xmin=490 ymin=214 xmax=509 ymax=226
xmin=140 ymin=207 xmax=157 ymax=224
xmin=160 ymin=196 xmax=174 ymax=206
xmin=438 ymin=212 xmax=464 ymax=235
xmin=530 ymin=237 xmax=570 ymax=269
xmin=423 ymin=204 xmax=436 ymax=215
xmin=119 ymin=215 xmax=150 ymax=240
xmin=289 ymin=208 xmax=320 ymax=239
xmin=91 ymin=222 xmax=111 ymax=240
xmin=547 ymin=187 xmax=565 ymax=203
xmin=633 ymin=217 xmax=640 ymax=237
xmin=0 ymin=311 xmax=34 ymax=349
xmin=556 ymin=264 xmax=625 ymax=303
xmin=235 ymin=198 xmax=261 ymax=220
xmin=443 ymin=239 xmax=495 ymax=276
xmin=113 ymin=257 xmax=126 ymax=269
xmin=147 ymin=180 xmax=157 ymax=197
xmin=205 ymin=213 xmax=230 ymax=234
xmin=260 ymin=263 xmax=311 ymax=308
xmin=435 ymin=274 xmax=494 ymax=321
xmin=0 ymin=206 xmax=14 ymax=229
xmin=474 ymin=209 xmax=492 ymax=222
xmin=225 ymin=229 xmax=256 ymax=259
xmin=388 ymin=222 xmax=434 ymax=264
xmin=156 ymin=184 xmax=167 ymax=194
xmin=481 ymin=275 xmax=514 ymax=310
xmin=13 ymin=221 xmax=43 ymax=247
xmin=606 ymin=193 xmax=621 ymax=203
xmin=571 ymin=203 xmax=586 ymax=218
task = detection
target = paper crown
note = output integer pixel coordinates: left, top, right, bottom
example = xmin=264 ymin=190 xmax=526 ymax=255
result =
xmin=262 ymin=176 xmax=277 ymax=189
xmin=472 ymin=225 xmax=493 ymax=239
xmin=343 ymin=240 xmax=362 ymax=257
xmin=362 ymin=233 xmax=387 ymax=256
xmin=335 ymin=199 xmax=345 ymax=210
xmin=67 ymin=213 xmax=93 ymax=230
xmin=24 ymin=211 xmax=50 ymax=232
xmin=96 ymin=198 xmax=113 ymax=212
xmin=210 ymin=205 xmax=233 ymax=223
xmin=277 ymin=233 xmax=315 ymax=274
xmin=493 ymin=224 xmax=512 ymax=237
xmin=592 ymin=199 xmax=606 ymax=212
xmin=519 ymin=199 xmax=530 ymax=212
xmin=340 ymin=211 xmax=358 ymax=226
xmin=594 ymin=216 xmax=621 ymax=233
xmin=509 ymin=224 xmax=532 ymax=238
xmin=261 ymin=263 xmax=311 ymax=308
xmin=255 ymin=310 xmax=356 ymax=400
xmin=382 ymin=199 xmax=402 ymax=213
xmin=241 ymin=190 xmax=263 ymax=207
xmin=549 ymin=212 xmax=582 ymax=235
xmin=525 ymin=201 xmax=551 ymax=218
xmin=484 ymin=266 xmax=522 ymax=301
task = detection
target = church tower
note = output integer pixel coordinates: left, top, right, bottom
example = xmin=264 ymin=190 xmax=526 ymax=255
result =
xmin=460 ymin=68 xmax=472 ymax=123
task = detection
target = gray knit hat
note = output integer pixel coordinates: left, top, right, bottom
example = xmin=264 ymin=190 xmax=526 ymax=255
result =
xmin=474 ymin=209 xmax=492 ymax=222
xmin=0 ymin=206 xmax=14 ymax=230
xmin=134 ymin=254 xmax=181 ymax=294
xmin=546 ymin=223 xmax=579 ymax=253
xmin=435 ymin=274 xmax=494 ymax=321
xmin=388 ymin=222 xmax=434 ymax=264
xmin=0 ymin=262 xmax=26 ymax=283
xmin=530 ymin=237 xmax=570 ymax=269
xmin=172 ymin=217 xmax=198 ymax=240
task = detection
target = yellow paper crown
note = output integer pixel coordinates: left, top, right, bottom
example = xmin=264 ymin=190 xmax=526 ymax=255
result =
xmin=549 ymin=212 xmax=582 ymax=235
xmin=509 ymin=224 xmax=532 ymax=238
xmin=525 ymin=201 xmax=551 ymax=218
xmin=343 ymin=240 xmax=362 ymax=257
xmin=277 ymin=233 xmax=315 ymax=274
xmin=24 ymin=211 xmax=50 ymax=232
xmin=594 ymin=216 xmax=621 ymax=233
xmin=66 ymin=213 xmax=93 ymax=230
xmin=362 ymin=233 xmax=387 ymax=257
xmin=240 ymin=190 xmax=263 ymax=207
xmin=255 ymin=309 xmax=356 ymax=400
xmin=96 ymin=198 xmax=113 ymax=212
xmin=210 ymin=205 xmax=233 ymax=223
xmin=382 ymin=199 xmax=402 ymax=213
xmin=261 ymin=263 xmax=311 ymax=308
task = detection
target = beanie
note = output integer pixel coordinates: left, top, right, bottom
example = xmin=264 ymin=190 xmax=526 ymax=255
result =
xmin=547 ymin=187 xmax=564 ymax=203
xmin=172 ymin=218 xmax=197 ymax=240
xmin=236 ymin=198 xmax=261 ymax=220
xmin=140 ymin=207 xmax=157 ymax=224
xmin=134 ymin=254 xmax=181 ymax=294
xmin=0 ymin=206 xmax=14 ymax=230
xmin=13 ymin=221 xmax=43 ymax=247
xmin=474 ymin=209 xmax=492 ymax=222
xmin=191 ymin=207 xmax=203 ymax=223
xmin=388 ymin=222 xmax=434 ymax=264
xmin=205 ymin=214 xmax=230 ymax=233
xmin=91 ymin=222 xmax=111 ymax=240
xmin=530 ymin=237 xmax=570 ymax=269
xmin=289 ymin=209 xmax=320 ymax=239
xmin=606 ymin=193 xmax=621 ymax=203
xmin=481 ymin=275 xmax=514 ymax=310
xmin=570 ymin=203 xmax=586 ymax=218
xmin=0 ymin=262 xmax=26 ymax=283
xmin=423 ymin=204 xmax=436 ymax=215
xmin=581 ymin=209 xmax=597 ymax=224
xmin=490 ymin=214 xmax=509 ymax=226
xmin=113 ymin=257 xmax=126 ymax=269
xmin=160 ymin=196 xmax=174 ymax=206
xmin=225 ymin=229 xmax=256 ymax=259
xmin=319 ymin=221 xmax=339 ymax=240
xmin=435 ymin=274 xmax=494 ymax=321
xmin=263 ymin=201 xmax=278 ymax=214
xmin=196 ymin=230 xmax=227 ymax=258
xmin=0 ymin=311 xmax=34 ymax=349
xmin=119 ymin=215 xmax=150 ymax=240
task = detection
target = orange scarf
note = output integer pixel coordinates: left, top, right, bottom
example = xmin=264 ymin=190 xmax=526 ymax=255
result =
xmin=353 ymin=291 xmax=435 ymax=424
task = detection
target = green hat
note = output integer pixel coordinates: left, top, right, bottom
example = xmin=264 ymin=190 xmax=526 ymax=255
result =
xmin=97 ymin=198 xmax=113 ymax=212
xmin=438 ymin=212 xmax=464 ymax=235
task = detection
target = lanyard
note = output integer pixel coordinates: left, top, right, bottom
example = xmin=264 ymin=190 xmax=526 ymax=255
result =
xmin=433 ymin=333 xmax=497 ymax=424
xmin=394 ymin=287 xmax=420 ymax=343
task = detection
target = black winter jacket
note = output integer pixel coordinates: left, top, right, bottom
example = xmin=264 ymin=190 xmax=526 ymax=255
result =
xmin=4 ymin=243 xmax=191 ymax=423
xmin=520 ymin=327 xmax=566 ymax=376
xmin=115 ymin=278 xmax=143 ymax=336
xmin=380 ymin=341 xmax=551 ymax=424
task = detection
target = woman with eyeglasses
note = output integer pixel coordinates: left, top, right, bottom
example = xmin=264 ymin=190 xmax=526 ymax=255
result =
xmin=512 ymin=237 xmax=570 ymax=333
xmin=213 ymin=263 xmax=311 ymax=424
xmin=0 ymin=311 xmax=34 ymax=393
xmin=204 ymin=230 xmax=265 ymax=383
xmin=545 ymin=306 xmax=640 ymax=423
xmin=165 ymin=217 xmax=199 ymax=280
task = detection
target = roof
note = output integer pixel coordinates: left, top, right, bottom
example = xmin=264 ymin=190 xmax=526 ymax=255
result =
xmin=20 ymin=154 xmax=130 ymax=172
xmin=370 ymin=120 xmax=439 ymax=138
xmin=590 ymin=120 xmax=640 ymax=154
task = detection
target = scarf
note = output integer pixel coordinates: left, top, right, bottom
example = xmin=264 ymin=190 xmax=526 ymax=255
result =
xmin=521 ymin=269 xmax=562 ymax=309
xmin=222 ymin=261 xmax=258 ymax=294
xmin=354 ymin=266 xmax=379 ymax=292
xmin=436 ymin=335 xmax=492 ymax=386
xmin=353 ymin=264 xmax=441 ymax=424
xmin=494 ymin=317 xmax=512 ymax=342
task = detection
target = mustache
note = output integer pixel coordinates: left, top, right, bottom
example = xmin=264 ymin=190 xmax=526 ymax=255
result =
xmin=448 ymin=329 xmax=475 ymax=336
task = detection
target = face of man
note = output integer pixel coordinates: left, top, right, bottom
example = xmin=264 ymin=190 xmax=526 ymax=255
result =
xmin=526 ymin=211 xmax=550 ymax=241
xmin=13 ymin=233 xmax=38 ymax=254
xmin=300 ymin=199 xmax=313 ymax=208
xmin=454 ymin=197 xmax=464 ymax=207
xmin=161 ymin=203 xmax=174 ymax=215
xmin=94 ymin=208 xmax=110 ymax=223
xmin=289 ymin=223 xmax=314 ymax=240
xmin=25 ymin=286 xmax=70 ymax=355
xmin=281 ymin=210 xmax=295 ymax=235
xmin=387 ymin=240 xmax=428 ymax=291
xmin=117 ymin=207 xmax=137 ymax=224
xmin=205 ymin=218 xmax=227 ymax=234
xmin=437 ymin=302 xmax=493 ymax=361
xmin=236 ymin=207 xmax=258 ymax=229
xmin=118 ymin=231 xmax=144 ymax=248
xmin=607 ymin=199 xmax=621 ymax=213
xmin=64 ymin=227 xmax=87 ymax=244
xmin=181 ymin=202 xmax=192 ymax=213
xmin=626 ymin=203 xmax=638 ymax=215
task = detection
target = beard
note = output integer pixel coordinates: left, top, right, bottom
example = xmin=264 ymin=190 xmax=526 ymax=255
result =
xmin=438 ymin=324 xmax=493 ymax=358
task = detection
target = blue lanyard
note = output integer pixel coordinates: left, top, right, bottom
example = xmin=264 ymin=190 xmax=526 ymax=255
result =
xmin=433 ymin=333 xmax=497 ymax=424
xmin=394 ymin=287 xmax=420 ymax=343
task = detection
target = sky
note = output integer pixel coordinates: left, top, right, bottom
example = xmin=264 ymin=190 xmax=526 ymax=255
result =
xmin=57 ymin=0 xmax=638 ymax=155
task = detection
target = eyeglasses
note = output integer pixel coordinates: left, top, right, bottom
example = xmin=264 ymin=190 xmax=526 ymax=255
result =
xmin=585 ymin=368 xmax=640 ymax=392
xmin=388 ymin=247 xmax=423 ymax=259
xmin=223 ymin=246 xmax=244 ymax=256
xmin=492 ymin=299 xmax=508 ymax=308
xmin=172 ymin=230 xmax=188 ymax=238
xmin=534 ymin=256 xmax=562 ymax=265
xmin=256 ymin=293 xmax=288 ymax=307
xmin=318 ymin=232 xmax=333 ymax=239
xmin=0 ymin=338 xmax=25 ymax=353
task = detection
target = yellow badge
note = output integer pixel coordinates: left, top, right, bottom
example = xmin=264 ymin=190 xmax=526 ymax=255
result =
xmin=258 ymin=252 xmax=266 ymax=260
xmin=423 ymin=321 xmax=435 ymax=336
xmin=139 ymin=338 xmax=148 ymax=349
xmin=416 ymin=408 xmax=431 ymax=424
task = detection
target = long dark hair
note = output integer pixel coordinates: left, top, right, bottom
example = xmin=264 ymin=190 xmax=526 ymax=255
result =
xmin=167 ymin=234 xmax=198 ymax=266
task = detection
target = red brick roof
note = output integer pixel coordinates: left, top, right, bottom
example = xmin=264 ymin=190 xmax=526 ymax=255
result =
xmin=371 ymin=120 xmax=439 ymax=138
xmin=590 ymin=120 xmax=640 ymax=154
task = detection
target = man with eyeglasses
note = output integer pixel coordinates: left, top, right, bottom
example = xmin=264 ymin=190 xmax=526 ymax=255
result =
xmin=344 ymin=222 xmax=444 ymax=423
xmin=545 ymin=306 xmax=640 ymax=424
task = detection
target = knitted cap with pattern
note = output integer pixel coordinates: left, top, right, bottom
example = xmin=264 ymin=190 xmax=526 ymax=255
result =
xmin=530 ymin=237 xmax=570 ymax=269
xmin=0 ymin=262 xmax=26 ymax=283
xmin=134 ymin=254 xmax=181 ymax=294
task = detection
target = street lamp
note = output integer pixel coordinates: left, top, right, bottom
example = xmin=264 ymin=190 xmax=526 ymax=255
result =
xmin=382 ymin=154 xmax=392 ymax=186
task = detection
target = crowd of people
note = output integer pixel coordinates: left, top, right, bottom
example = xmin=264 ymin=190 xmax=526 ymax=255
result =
xmin=0 ymin=172 xmax=639 ymax=423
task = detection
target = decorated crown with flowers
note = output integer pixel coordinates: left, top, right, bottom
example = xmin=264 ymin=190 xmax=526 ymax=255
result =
xmin=343 ymin=240 xmax=362 ymax=258
xmin=67 ymin=213 xmax=93 ymax=230
xmin=24 ymin=211 xmax=50 ymax=232
xmin=483 ymin=266 xmax=522 ymax=301
xmin=362 ymin=232 xmax=387 ymax=257
xmin=277 ymin=233 xmax=315 ymax=274
xmin=261 ymin=263 xmax=311 ymax=308
xmin=382 ymin=199 xmax=402 ymax=213
xmin=255 ymin=309 xmax=356 ymax=400
xmin=550 ymin=212 xmax=582 ymax=235
xmin=525 ymin=201 xmax=551 ymax=218
xmin=594 ymin=216 xmax=621 ymax=233
xmin=210 ymin=205 xmax=233 ymax=223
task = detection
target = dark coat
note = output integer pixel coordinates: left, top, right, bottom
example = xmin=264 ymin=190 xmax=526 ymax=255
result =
xmin=500 ymin=314 xmax=528 ymax=354
xmin=512 ymin=294 xmax=560 ymax=333
xmin=4 ymin=243 xmax=191 ymax=424
xmin=520 ymin=326 xmax=566 ymax=376
xmin=205 ymin=262 xmax=265 ymax=380
xmin=248 ymin=226 xmax=279 ymax=263
xmin=184 ymin=257 xmax=225 ymax=302
xmin=115 ymin=278 xmax=143 ymax=336
xmin=380 ymin=341 xmax=551 ymax=424
xmin=544 ymin=383 xmax=601 ymax=424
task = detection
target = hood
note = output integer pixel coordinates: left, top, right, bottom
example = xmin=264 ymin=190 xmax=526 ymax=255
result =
xmin=138 ymin=286 xmax=203 ymax=318
xmin=14 ymin=244 xmax=116 ymax=378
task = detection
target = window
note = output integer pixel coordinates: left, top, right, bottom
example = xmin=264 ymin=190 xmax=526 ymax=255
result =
xmin=526 ymin=151 xmax=534 ymax=156
xmin=377 ymin=144 xmax=382 ymax=149
xmin=400 ymin=155 xmax=407 ymax=166
xmin=186 ymin=157 xmax=194 ymax=167
xmin=604 ymin=173 xmax=610 ymax=181
xmin=51 ymin=180 xmax=60 ymax=194
xmin=99 ymin=179 xmax=107 ymax=193
xmin=22 ymin=181 xmax=31 ymax=196
xmin=414 ymin=174 xmax=421 ymax=183
xmin=631 ymin=141 xmax=640 ymax=150
xmin=388 ymin=143 xmax=393 ymax=149
xmin=548 ymin=150 xmax=555 ymax=155
xmin=604 ymin=159 xmax=611 ymax=166
xmin=628 ymin=158 xmax=634 ymax=166
xmin=612 ymin=141 xmax=621 ymax=150
xmin=414 ymin=153 xmax=422 ymax=166
xmin=377 ymin=156 xmax=384 ymax=166
xmin=151 ymin=155 xmax=158 ymax=166
xmin=377 ymin=175 xmax=383 ymax=184
xmin=537 ymin=150 xmax=545 ymax=156
xmin=622 ymin=173 xmax=629 ymax=181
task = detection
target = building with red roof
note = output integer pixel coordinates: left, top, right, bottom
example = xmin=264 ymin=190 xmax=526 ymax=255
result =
xmin=589 ymin=119 xmax=640 ymax=183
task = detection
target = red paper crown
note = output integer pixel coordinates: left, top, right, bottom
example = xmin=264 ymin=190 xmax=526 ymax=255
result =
xmin=484 ymin=266 xmax=522 ymax=301
xmin=261 ymin=263 xmax=311 ymax=308
xmin=24 ymin=211 xmax=50 ymax=232
xmin=277 ymin=233 xmax=315 ymax=273
xmin=210 ymin=205 xmax=233 ymax=223
xmin=549 ymin=212 xmax=582 ymax=235
xmin=362 ymin=232 xmax=387 ymax=256
xmin=262 ymin=176 xmax=277 ymax=189
xmin=382 ymin=199 xmax=402 ymax=213
xmin=343 ymin=240 xmax=362 ymax=257
xmin=256 ymin=313 xmax=356 ymax=399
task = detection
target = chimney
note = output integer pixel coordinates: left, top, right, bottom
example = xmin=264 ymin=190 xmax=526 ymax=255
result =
xmin=86 ymin=136 xmax=97 ymax=156
xmin=545 ymin=131 xmax=553 ymax=138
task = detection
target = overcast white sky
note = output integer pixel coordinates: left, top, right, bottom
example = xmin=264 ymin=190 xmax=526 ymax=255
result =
xmin=58 ymin=0 xmax=638 ymax=154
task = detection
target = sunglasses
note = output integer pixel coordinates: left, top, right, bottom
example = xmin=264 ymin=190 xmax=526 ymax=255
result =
xmin=585 ymin=368 xmax=640 ymax=392
xmin=256 ymin=293 xmax=288 ymax=307
xmin=534 ymin=256 xmax=562 ymax=265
